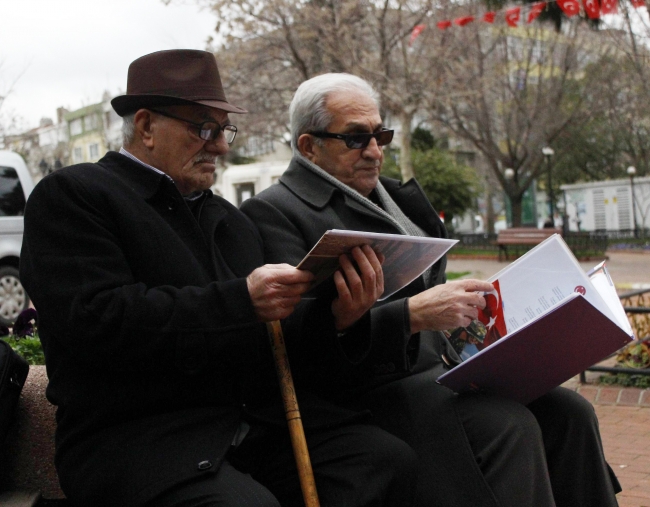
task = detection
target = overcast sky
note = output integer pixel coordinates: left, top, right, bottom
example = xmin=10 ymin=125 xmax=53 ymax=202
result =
xmin=1 ymin=0 xmax=218 ymax=130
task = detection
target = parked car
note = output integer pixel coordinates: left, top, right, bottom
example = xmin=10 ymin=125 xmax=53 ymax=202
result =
xmin=0 ymin=151 xmax=34 ymax=327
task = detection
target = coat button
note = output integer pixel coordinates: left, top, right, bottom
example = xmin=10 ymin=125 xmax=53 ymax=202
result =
xmin=387 ymin=362 xmax=395 ymax=372
xmin=167 ymin=199 xmax=177 ymax=211
xmin=197 ymin=460 xmax=213 ymax=471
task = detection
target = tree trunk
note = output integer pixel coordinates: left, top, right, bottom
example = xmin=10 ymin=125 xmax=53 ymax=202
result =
xmin=398 ymin=110 xmax=415 ymax=182
xmin=509 ymin=192 xmax=524 ymax=228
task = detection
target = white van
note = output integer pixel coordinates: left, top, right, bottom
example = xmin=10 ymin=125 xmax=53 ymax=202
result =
xmin=0 ymin=151 xmax=34 ymax=326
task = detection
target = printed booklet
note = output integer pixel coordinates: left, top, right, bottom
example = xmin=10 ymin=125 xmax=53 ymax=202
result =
xmin=297 ymin=229 xmax=457 ymax=300
xmin=437 ymin=234 xmax=634 ymax=404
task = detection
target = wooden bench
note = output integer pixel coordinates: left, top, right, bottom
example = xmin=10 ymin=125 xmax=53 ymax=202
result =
xmin=496 ymin=227 xmax=562 ymax=261
xmin=0 ymin=366 xmax=68 ymax=506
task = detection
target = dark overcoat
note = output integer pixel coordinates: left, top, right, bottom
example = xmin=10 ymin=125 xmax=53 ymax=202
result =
xmin=241 ymin=157 xmax=502 ymax=505
xmin=19 ymin=152 xmax=361 ymax=507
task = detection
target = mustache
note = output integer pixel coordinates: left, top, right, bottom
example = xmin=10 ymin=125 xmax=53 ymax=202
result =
xmin=194 ymin=153 xmax=218 ymax=165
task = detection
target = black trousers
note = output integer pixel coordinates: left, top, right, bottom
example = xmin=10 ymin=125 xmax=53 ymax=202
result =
xmin=147 ymin=422 xmax=418 ymax=507
xmin=353 ymin=368 xmax=620 ymax=507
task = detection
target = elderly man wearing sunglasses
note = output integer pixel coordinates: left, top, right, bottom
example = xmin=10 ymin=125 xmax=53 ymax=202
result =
xmin=241 ymin=73 xmax=621 ymax=507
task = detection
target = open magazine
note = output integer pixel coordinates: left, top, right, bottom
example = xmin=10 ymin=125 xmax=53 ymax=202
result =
xmin=438 ymin=234 xmax=634 ymax=404
xmin=297 ymin=229 xmax=457 ymax=300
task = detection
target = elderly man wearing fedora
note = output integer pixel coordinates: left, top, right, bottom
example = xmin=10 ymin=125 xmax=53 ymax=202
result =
xmin=19 ymin=50 xmax=418 ymax=507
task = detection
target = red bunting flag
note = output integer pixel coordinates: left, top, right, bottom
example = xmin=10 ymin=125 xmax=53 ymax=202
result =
xmin=409 ymin=24 xmax=426 ymax=46
xmin=454 ymin=15 xmax=475 ymax=26
xmin=556 ymin=0 xmax=580 ymax=16
xmin=527 ymin=2 xmax=546 ymax=23
xmin=483 ymin=11 xmax=497 ymax=23
xmin=583 ymin=0 xmax=600 ymax=18
xmin=506 ymin=7 xmax=521 ymax=27
xmin=630 ymin=0 xmax=645 ymax=7
xmin=600 ymin=0 xmax=618 ymax=14
xmin=437 ymin=20 xmax=452 ymax=30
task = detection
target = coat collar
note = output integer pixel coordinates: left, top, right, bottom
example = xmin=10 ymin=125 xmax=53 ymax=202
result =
xmin=99 ymin=151 xmax=171 ymax=200
xmin=279 ymin=157 xmax=339 ymax=209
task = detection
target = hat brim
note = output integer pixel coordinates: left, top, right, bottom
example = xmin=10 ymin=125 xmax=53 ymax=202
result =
xmin=111 ymin=94 xmax=247 ymax=117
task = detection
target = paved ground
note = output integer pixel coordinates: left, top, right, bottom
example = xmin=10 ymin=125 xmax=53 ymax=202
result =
xmin=447 ymin=250 xmax=650 ymax=506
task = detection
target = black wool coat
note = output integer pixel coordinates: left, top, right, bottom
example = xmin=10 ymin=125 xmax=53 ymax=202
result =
xmin=19 ymin=152 xmax=360 ymax=507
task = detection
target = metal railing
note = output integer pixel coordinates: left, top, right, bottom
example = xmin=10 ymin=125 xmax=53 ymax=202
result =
xmin=579 ymin=287 xmax=650 ymax=382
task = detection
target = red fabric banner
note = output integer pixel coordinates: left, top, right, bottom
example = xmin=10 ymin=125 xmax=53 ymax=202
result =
xmin=409 ymin=24 xmax=426 ymax=46
xmin=583 ymin=0 xmax=600 ymax=18
xmin=527 ymin=2 xmax=546 ymax=23
xmin=454 ymin=15 xmax=475 ymax=26
xmin=483 ymin=11 xmax=497 ymax=23
xmin=506 ymin=6 xmax=521 ymax=26
xmin=556 ymin=0 xmax=580 ymax=16
xmin=600 ymin=0 xmax=618 ymax=14
xmin=630 ymin=0 xmax=645 ymax=7
xmin=437 ymin=20 xmax=452 ymax=30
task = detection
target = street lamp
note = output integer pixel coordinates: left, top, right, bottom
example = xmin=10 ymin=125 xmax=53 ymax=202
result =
xmin=504 ymin=168 xmax=515 ymax=227
xmin=627 ymin=166 xmax=639 ymax=238
xmin=542 ymin=147 xmax=555 ymax=227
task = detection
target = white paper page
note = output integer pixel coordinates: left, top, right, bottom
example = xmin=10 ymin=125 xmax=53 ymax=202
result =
xmin=588 ymin=262 xmax=634 ymax=336
xmin=486 ymin=235 xmax=618 ymax=334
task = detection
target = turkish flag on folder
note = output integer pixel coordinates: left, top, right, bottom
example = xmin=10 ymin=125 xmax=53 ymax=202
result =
xmin=478 ymin=280 xmax=508 ymax=349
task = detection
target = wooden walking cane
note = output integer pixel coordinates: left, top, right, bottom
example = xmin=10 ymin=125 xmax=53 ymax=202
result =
xmin=266 ymin=320 xmax=321 ymax=507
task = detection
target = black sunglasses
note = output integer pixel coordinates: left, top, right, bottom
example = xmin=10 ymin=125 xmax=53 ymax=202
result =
xmin=149 ymin=109 xmax=238 ymax=144
xmin=309 ymin=128 xmax=394 ymax=149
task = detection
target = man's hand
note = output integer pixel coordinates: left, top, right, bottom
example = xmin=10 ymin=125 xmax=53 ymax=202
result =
xmin=408 ymin=279 xmax=494 ymax=334
xmin=331 ymin=245 xmax=384 ymax=331
xmin=247 ymin=264 xmax=314 ymax=322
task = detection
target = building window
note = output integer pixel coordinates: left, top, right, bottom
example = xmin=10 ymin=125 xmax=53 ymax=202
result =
xmin=89 ymin=143 xmax=99 ymax=160
xmin=84 ymin=114 xmax=99 ymax=131
xmin=235 ymin=182 xmax=255 ymax=207
xmin=73 ymin=147 xmax=83 ymax=163
xmin=70 ymin=118 xmax=82 ymax=136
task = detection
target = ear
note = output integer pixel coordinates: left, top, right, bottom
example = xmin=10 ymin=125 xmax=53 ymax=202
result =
xmin=134 ymin=109 xmax=155 ymax=148
xmin=297 ymin=133 xmax=318 ymax=162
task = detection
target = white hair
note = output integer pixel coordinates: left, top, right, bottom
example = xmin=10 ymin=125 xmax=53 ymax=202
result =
xmin=121 ymin=113 xmax=136 ymax=146
xmin=289 ymin=73 xmax=380 ymax=154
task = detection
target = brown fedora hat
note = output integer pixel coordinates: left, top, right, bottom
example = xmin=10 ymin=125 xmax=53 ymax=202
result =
xmin=111 ymin=49 xmax=247 ymax=116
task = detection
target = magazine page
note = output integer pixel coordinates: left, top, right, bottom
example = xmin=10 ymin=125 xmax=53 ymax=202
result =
xmin=588 ymin=261 xmax=634 ymax=336
xmin=297 ymin=229 xmax=457 ymax=300
xmin=450 ymin=234 xmax=620 ymax=359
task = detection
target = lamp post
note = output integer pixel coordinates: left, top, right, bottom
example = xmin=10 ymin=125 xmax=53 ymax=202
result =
xmin=504 ymin=168 xmax=515 ymax=228
xmin=627 ymin=166 xmax=639 ymax=239
xmin=542 ymin=147 xmax=555 ymax=227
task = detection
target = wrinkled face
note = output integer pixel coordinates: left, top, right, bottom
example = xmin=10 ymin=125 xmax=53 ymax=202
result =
xmin=299 ymin=90 xmax=384 ymax=197
xmin=148 ymin=104 xmax=230 ymax=195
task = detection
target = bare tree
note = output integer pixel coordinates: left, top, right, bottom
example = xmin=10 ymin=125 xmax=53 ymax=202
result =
xmin=428 ymin=20 xmax=609 ymax=226
xmin=185 ymin=0 xmax=454 ymax=180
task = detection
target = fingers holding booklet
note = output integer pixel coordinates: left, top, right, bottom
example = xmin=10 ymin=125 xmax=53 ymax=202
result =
xmin=408 ymin=279 xmax=494 ymax=334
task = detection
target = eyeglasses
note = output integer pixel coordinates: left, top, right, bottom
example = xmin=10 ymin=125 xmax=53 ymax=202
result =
xmin=309 ymin=128 xmax=394 ymax=149
xmin=149 ymin=109 xmax=238 ymax=144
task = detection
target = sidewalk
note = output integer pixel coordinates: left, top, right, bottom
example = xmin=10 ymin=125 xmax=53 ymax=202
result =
xmin=447 ymin=250 xmax=650 ymax=507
